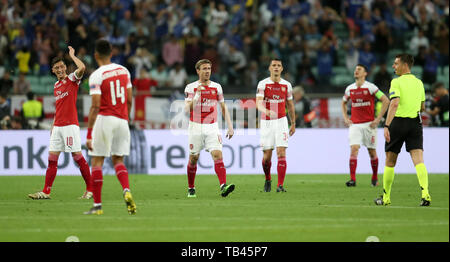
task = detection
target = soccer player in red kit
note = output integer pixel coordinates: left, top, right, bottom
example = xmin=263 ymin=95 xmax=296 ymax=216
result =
xmin=184 ymin=59 xmax=235 ymax=198
xmin=256 ymin=59 xmax=296 ymax=193
xmin=84 ymin=39 xmax=136 ymax=215
xmin=28 ymin=46 xmax=93 ymax=200
xmin=341 ymin=64 xmax=390 ymax=187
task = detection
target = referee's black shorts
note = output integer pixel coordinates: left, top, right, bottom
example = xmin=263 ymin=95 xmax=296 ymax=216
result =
xmin=385 ymin=116 xmax=423 ymax=154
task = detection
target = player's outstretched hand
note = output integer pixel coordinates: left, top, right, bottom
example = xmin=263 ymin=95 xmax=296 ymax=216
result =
xmin=370 ymin=119 xmax=380 ymax=129
xmin=226 ymin=128 xmax=234 ymax=139
xmin=68 ymin=46 xmax=75 ymax=57
xmin=289 ymin=125 xmax=296 ymax=136
xmin=86 ymin=139 xmax=93 ymax=151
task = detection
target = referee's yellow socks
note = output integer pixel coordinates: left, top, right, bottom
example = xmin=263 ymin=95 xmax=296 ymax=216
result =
xmin=415 ymin=163 xmax=431 ymax=200
xmin=382 ymin=166 xmax=395 ymax=202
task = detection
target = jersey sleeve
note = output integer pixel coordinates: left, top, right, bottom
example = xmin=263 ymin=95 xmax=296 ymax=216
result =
xmin=184 ymin=84 xmax=194 ymax=102
xmin=125 ymin=67 xmax=132 ymax=89
xmin=389 ymin=79 xmax=400 ymax=99
xmin=89 ymin=71 xmax=102 ymax=95
xmin=217 ymin=84 xmax=224 ymax=103
xmin=68 ymin=72 xmax=81 ymax=85
xmin=286 ymin=82 xmax=293 ymax=100
xmin=343 ymin=86 xmax=351 ymax=101
xmin=368 ymin=83 xmax=379 ymax=95
xmin=256 ymin=81 xmax=265 ymax=98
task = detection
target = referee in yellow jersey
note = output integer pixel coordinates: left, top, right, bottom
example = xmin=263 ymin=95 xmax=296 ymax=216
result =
xmin=375 ymin=54 xmax=431 ymax=206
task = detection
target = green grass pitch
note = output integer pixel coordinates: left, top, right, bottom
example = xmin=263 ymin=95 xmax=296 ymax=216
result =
xmin=0 ymin=174 xmax=448 ymax=242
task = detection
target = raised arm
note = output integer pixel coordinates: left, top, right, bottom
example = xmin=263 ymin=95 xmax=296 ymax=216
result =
xmin=68 ymin=46 xmax=86 ymax=79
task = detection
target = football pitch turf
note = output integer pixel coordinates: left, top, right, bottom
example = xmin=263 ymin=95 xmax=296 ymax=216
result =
xmin=0 ymin=174 xmax=448 ymax=242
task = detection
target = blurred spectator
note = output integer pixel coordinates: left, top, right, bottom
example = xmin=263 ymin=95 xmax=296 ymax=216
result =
xmin=168 ymin=63 xmax=188 ymax=90
xmin=426 ymin=82 xmax=449 ymax=127
xmin=34 ymin=33 xmax=53 ymax=76
xmin=297 ymin=56 xmax=317 ymax=89
xmin=244 ymin=60 xmax=260 ymax=89
xmin=373 ymin=63 xmax=392 ymax=95
xmin=435 ymin=21 xmax=449 ymax=69
xmin=388 ymin=7 xmax=410 ymax=50
xmin=227 ymin=44 xmax=247 ymax=86
xmin=373 ymin=21 xmax=392 ymax=65
xmin=317 ymin=38 xmax=335 ymax=86
xmin=10 ymin=115 xmax=25 ymax=129
xmin=343 ymin=29 xmax=360 ymax=73
xmin=21 ymin=91 xmax=44 ymax=129
xmin=162 ymin=34 xmax=183 ymax=68
xmin=111 ymin=45 xmax=126 ymax=66
xmin=422 ymin=45 xmax=439 ymax=85
xmin=358 ymin=42 xmax=376 ymax=73
xmin=150 ymin=63 xmax=169 ymax=88
xmin=128 ymin=47 xmax=153 ymax=79
xmin=132 ymin=68 xmax=157 ymax=96
xmin=0 ymin=92 xmax=10 ymax=129
xmin=0 ymin=71 xmax=13 ymax=95
xmin=117 ymin=10 xmax=133 ymax=37
xmin=11 ymin=27 xmax=31 ymax=53
xmin=184 ymin=35 xmax=202 ymax=75
xmin=292 ymin=86 xmax=313 ymax=128
xmin=15 ymin=47 xmax=31 ymax=74
xmin=410 ymin=29 xmax=430 ymax=56
xmin=356 ymin=7 xmax=375 ymax=42
xmin=415 ymin=46 xmax=428 ymax=67
xmin=13 ymin=72 xmax=30 ymax=95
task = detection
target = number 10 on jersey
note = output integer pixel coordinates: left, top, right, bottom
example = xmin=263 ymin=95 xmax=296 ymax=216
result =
xmin=110 ymin=80 xmax=125 ymax=105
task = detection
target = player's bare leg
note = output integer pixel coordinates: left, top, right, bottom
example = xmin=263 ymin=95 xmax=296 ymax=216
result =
xmin=112 ymin=155 xmax=136 ymax=214
xmin=368 ymin=148 xmax=379 ymax=186
xmin=262 ymin=149 xmax=273 ymax=192
xmin=211 ymin=150 xmax=234 ymax=197
xmin=72 ymin=152 xmax=93 ymax=199
xmin=276 ymin=147 xmax=287 ymax=192
xmin=84 ymin=156 xmax=104 ymax=215
xmin=346 ymin=145 xmax=359 ymax=187
xmin=28 ymin=151 xmax=60 ymax=200
xmin=187 ymin=154 xmax=199 ymax=197
xmin=410 ymin=149 xmax=431 ymax=206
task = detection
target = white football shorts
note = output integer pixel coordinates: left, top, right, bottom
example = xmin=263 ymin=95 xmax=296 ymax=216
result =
xmin=188 ymin=121 xmax=222 ymax=155
xmin=88 ymin=115 xmax=130 ymax=157
xmin=348 ymin=122 xmax=377 ymax=149
xmin=49 ymin=125 xmax=82 ymax=152
xmin=260 ymin=116 xmax=289 ymax=150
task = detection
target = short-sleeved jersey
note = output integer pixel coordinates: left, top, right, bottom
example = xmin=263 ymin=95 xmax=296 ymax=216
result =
xmin=184 ymin=80 xmax=224 ymax=124
xmin=343 ymin=81 xmax=379 ymax=124
xmin=89 ymin=63 xmax=132 ymax=121
xmin=256 ymin=77 xmax=293 ymax=120
xmin=53 ymin=72 xmax=81 ymax=127
xmin=389 ymin=73 xmax=425 ymax=118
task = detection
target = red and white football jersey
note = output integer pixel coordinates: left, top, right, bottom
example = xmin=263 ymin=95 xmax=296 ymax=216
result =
xmin=256 ymin=77 xmax=293 ymax=120
xmin=53 ymin=72 xmax=81 ymax=127
xmin=89 ymin=63 xmax=132 ymax=121
xmin=184 ymin=80 xmax=224 ymax=124
xmin=343 ymin=81 xmax=379 ymax=124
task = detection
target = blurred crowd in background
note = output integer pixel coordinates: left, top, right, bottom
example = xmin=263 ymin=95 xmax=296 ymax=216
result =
xmin=0 ymin=0 xmax=448 ymax=129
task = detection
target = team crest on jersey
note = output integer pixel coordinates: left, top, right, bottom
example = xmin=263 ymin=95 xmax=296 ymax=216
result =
xmin=211 ymin=90 xmax=216 ymax=94
xmin=281 ymin=87 xmax=286 ymax=92
xmin=363 ymin=90 xmax=368 ymax=95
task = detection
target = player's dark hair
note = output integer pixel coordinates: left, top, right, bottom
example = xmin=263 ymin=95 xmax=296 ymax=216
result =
xmin=356 ymin=64 xmax=369 ymax=73
xmin=95 ymin=39 xmax=112 ymax=58
xmin=432 ymin=82 xmax=445 ymax=92
xmin=270 ymin=58 xmax=283 ymax=65
xmin=395 ymin=53 xmax=414 ymax=68
xmin=51 ymin=56 xmax=65 ymax=68
xmin=26 ymin=91 xmax=35 ymax=100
